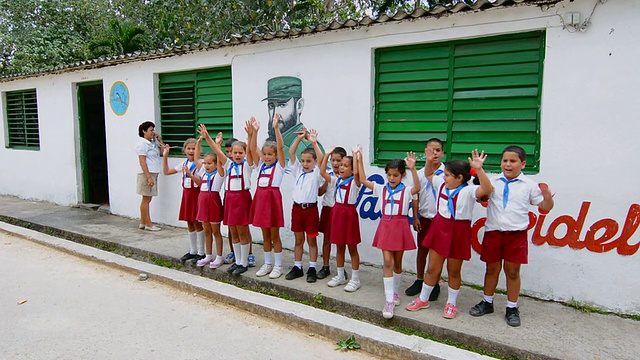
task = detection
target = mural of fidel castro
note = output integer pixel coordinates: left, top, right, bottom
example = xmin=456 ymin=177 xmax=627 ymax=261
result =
xmin=264 ymin=76 xmax=323 ymax=160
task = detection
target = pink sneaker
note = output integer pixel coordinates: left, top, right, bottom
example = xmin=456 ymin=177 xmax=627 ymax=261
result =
xmin=443 ymin=303 xmax=457 ymax=319
xmin=209 ymin=260 xmax=223 ymax=269
xmin=406 ymin=298 xmax=430 ymax=311
xmin=382 ymin=301 xmax=395 ymax=319
xmin=393 ymin=293 xmax=401 ymax=306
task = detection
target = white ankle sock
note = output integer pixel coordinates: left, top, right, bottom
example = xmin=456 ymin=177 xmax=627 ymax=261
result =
xmin=351 ymin=269 xmax=360 ymax=282
xmin=507 ymin=301 xmax=518 ymax=308
xmin=196 ymin=231 xmax=205 ymax=255
xmin=213 ymin=255 xmax=223 ymax=265
xmin=383 ymin=277 xmax=394 ymax=302
xmin=240 ymin=244 xmax=250 ymax=267
xmin=274 ymin=252 xmax=283 ymax=267
xmin=419 ymin=283 xmax=434 ymax=302
xmin=264 ymin=251 xmax=272 ymax=265
xmin=393 ymin=272 xmax=402 ymax=294
xmin=309 ymin=261 xmax=317 ymax=269
xmin=447 ymin=286 xmax=460 ymax=307
xmin=188 ymin=231 xmax=197 ymax=254
xmin=483 ymin=294 xmax=494 ymax=304
xmin=232 ymin=243 xmax=241 ymax=265
xmin=337 ymin=267 xmax=345 ymax=279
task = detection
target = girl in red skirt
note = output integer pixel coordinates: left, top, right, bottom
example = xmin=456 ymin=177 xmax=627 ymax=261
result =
xmin=406 ymin=149 xmax=493 ymax=319
xmin=248 ymin=115 xmax=286 ymax=279
xmin=320 ymin=147 xmax=362 ymax=292
xmin=199 ymin=123 xmax=255 ymax=276
xmin=190 ymin=135 xmax=225 ymax=269
xmin=355 ymin=148 xmax=420 ymax=319
xmin=162 ymin=139 xmax=205 ymax=262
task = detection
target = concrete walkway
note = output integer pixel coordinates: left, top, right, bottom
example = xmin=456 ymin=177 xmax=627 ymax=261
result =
xmin=0 ymin=194 xmax=637 ymax=360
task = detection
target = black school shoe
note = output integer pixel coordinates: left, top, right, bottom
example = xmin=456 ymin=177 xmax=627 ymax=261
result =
xmin=180 ymin=252 xmax=198 ymax=261
xmin=316 ymin=265 xmax=330 ymax=280
xmin=226 ymin=263 xmax=240 ymax=274
xmin=429 ymin=283 xmax=441 ymax=301
xmin=306 ymin=267 xmax=317 ymax=283
xmin=285 ymin=266 xmax=304 ymax=280
xmin=232 ymin=265 xmax=248 ymax=275
xmin=469 ymin=300 xmax=494 ymax=317
xmin=505 ymin=307 xmax=521 ymax=327
xmin=405 ymin=281 xmax=440 ymax=300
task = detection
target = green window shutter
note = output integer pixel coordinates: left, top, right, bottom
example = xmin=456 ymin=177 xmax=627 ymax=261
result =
xmin=158 ymin=66 xmax=232 ymax=155
xmin=5 ymin=89 xmax=40 ymax=149
xmin=374 ymin=32 xmax=544 ymax=173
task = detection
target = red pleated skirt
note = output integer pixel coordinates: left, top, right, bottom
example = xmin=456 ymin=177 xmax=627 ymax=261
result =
xmin=318 ymin=206 xmax=333 ymax=235
xmin=223 ymin=189 xmax=252 ymax=226
xmin=372 ymin=215 xmax=416 ymax=251
xmin=249 ymin=186 xmax=284 ymax=228
xmin=329 ymin=203 xmax=361 ymax=246
xmin=178 ymin=187 xmax=200 ymax=222
xmin=422 ymin=214 xmax=472 ymax=260
xmin=196 ymin=190 xmax=222 ymax=223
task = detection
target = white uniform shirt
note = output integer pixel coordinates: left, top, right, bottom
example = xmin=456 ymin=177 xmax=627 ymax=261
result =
xmin=195 ymin=167 xmax=223 ymax=192
xmin=485 ymin=173 xmax=543 ymax=231
xmin=372 ymin=183 xmax=415 ymax=216
xmin=333 ymin=176 xmax=361 ymax=205
xmin=432 ymin=176 xmax=479 ymax=220
xmin=174 ymin=160 xmax=199 ymax=188
xmin=256 ymin=160 xmax=285 ymax=188
xmin=289 ymin=159 xmax=325 ymax=204
xmin=135 ymin=138 xmax=161 ymax=173
xmin=322 ymin=170 xmax=337 ymax=207
xmin=223 ymin=158 xmax=254 ymax=191
xmin=416 ymin=163 xmax=445 ymax=219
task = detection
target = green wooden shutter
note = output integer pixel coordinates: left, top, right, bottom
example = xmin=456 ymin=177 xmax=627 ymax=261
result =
xmin=159 ymin=66 xmax=232 ymax=155
xmin=374 ymin=32 xmax=544 ymax=172
xmin=5 ymin=89 xmax=40 ymax=149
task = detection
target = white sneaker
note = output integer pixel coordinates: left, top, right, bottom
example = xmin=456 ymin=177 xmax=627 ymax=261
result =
xmin=256 ymin=264 xmax=273 ymax=277
xmin=269 ymin=265 xmax=283 ymax=279
xmin=344 ymin=279 xmax=361 ymax=292
xmin=327 ymin=275 xmax=347 ymax=287
xmin=138 ymin=224 xmax=145 ymax=229
xmin=145 ymin=225 xmax=161 ymax=231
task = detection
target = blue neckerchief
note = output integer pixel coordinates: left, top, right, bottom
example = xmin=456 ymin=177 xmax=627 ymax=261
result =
xmin=385 ymin=182 xmax=405 ymax=218
xmin=259 ymin=162 xmax=277 ymax=176
xmin=335 ymin=176 xmax=354 ymax=203
xmin=425 ymin=168 xmax=444 ymax=199
xmin=500 ymin=177 xmax=519 ymax=208
xmin=184 ymin=160 xmax=197 ymax=181
xmin=296 ymin=168 xmax=314 ymax=186
xmin=444 ymin=183 xmax=468 ymax=219
xmin=204 ymin=171 xmax=216 ymax=192
xmin=228 ymin=159 xmax=246 ymax=177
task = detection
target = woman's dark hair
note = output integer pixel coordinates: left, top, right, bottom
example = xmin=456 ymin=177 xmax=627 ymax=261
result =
xmin=385 ymin=159 xmax=406 ymax=174
xmin=138 ymin=121 xmax=155 ymax=137
xmin=445 ymin=159 xmax=471 ymax=183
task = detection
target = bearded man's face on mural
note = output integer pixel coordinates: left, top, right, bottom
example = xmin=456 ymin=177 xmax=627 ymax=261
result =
xmin=267 ymin=97 xmax=304 ymax=139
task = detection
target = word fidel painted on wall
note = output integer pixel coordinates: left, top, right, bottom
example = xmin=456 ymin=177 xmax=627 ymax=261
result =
xmin=355 ymin=175 xmax=640 ymax=256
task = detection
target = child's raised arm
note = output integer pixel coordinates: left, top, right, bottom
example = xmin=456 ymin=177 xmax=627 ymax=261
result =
xmin=307 ymin=129 xmax=323 ymax=165
xmin=272 ymin=114 xmax=286 ymax=167
xmin=352 ymin=149 xmax=361 ymax=187
xmin=193 ymin=136 xmax=204 ymax=170
xmin=162 ymin=144 xmax=177 ymax=175
xmin=538 ymin=183 xmax=555 ymax=213
xmin=288 ymin=127 xmax=307 ymax=164
xmin=319 ymin=147 xmax=334 ymax=184
xmin=469 ymin=149 xmax=493 ymax=198
xmin=198 ymin=124 xmax=227 ymax=164
xmin=423 ymin=146 xmax=438 ymax=181
xmin=354 ymin=147 xmax=374 ymax=190
xmin=249 ymin=117 xmax=261 ymax=166
xmin=406 ymin=151 xmax=420 ymax=195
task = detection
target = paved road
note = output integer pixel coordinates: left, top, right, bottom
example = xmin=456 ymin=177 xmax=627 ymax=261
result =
xmin=0 ymin=232 xmax=376 ymax=360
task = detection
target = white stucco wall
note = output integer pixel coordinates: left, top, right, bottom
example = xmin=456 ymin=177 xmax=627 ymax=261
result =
xmin=1 ymin=0 xmax=638 ymax=313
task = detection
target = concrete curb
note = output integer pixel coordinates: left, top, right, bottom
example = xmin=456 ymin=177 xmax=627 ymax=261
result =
xmin=1 ymin=220 xmax=494 ymax=360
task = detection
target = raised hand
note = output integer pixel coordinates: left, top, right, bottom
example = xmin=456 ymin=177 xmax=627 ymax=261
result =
xmin=162 ymin=144 xmax=170 ymax=156
xmin=250 ymin=117 xmax=260 ymax=132
xmin=405 ymin=151 xmax=417 ymax=169
xmin=198 ymin=124 xmax=211 ymax=139
xmin=424 ymin=146 xmax=435 ymax=162
xmin=295 ymin=127 xmax=307 ymax=140
xmin=244 ymin=119 xmax=253 ymax=136
xmin=468 ymin=149 xmax=487 ymax=169
xmin=272 ymin=113 xmax=281 ymax=131
xmin=215 ymin=132 xmax=223 ymax=145
xmin=308 ymin=129 xmax=318 ymax=144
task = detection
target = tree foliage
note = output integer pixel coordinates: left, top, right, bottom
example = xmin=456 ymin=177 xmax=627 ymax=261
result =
xmin=0 ymin=0 xmax=456 ymax=76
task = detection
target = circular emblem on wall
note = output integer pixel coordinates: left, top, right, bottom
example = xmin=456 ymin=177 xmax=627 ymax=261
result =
xmin=109 ymin=81 xmax=130 ymax=116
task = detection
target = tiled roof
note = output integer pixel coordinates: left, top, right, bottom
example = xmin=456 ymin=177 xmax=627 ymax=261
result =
xmin=0 ymin=0 xmax=561 ymax=82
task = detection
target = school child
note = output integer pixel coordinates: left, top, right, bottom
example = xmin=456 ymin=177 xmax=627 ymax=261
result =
xmin=354 ymin=148 xmax=420 ymax=319
xmin=247 ymin=115 xmax=286 ymax=279
xmin=406 ymin=138 xmax=445 ymax=298
xmin=222 ymin=137 xmax=256 ymax=267
xmin=320 ymin=148 xmax=362 ymax=292
xmin=317 ymin=147 xmax=347 ymax=280
xmin=199 ymin=124 xmax=255 ymax=275
xmin=406 ymin=149 xmax=493 ymax=319
xmin=162 ymin=139 xmax=206 ymax=262
xmin=190 ymin=135 xmax=226 ymax=268
xmin=286 ymin=128 xmax=325 ymax=283
xmin=469 ymin=145 xmax=554 ymax=327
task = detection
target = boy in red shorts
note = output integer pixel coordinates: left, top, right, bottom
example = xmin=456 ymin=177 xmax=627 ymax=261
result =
xmin=469 ymin=145 xmax=554 ymax=326
xmin=286 ymin=128 xmax=325 ymax=283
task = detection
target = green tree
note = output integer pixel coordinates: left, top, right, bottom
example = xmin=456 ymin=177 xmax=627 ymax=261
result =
xmin=89 ymin=19 xmax=149 ymax=58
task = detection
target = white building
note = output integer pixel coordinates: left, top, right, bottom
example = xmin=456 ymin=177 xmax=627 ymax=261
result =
xmin=2 ymin=0 xmax=639 ymax=314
